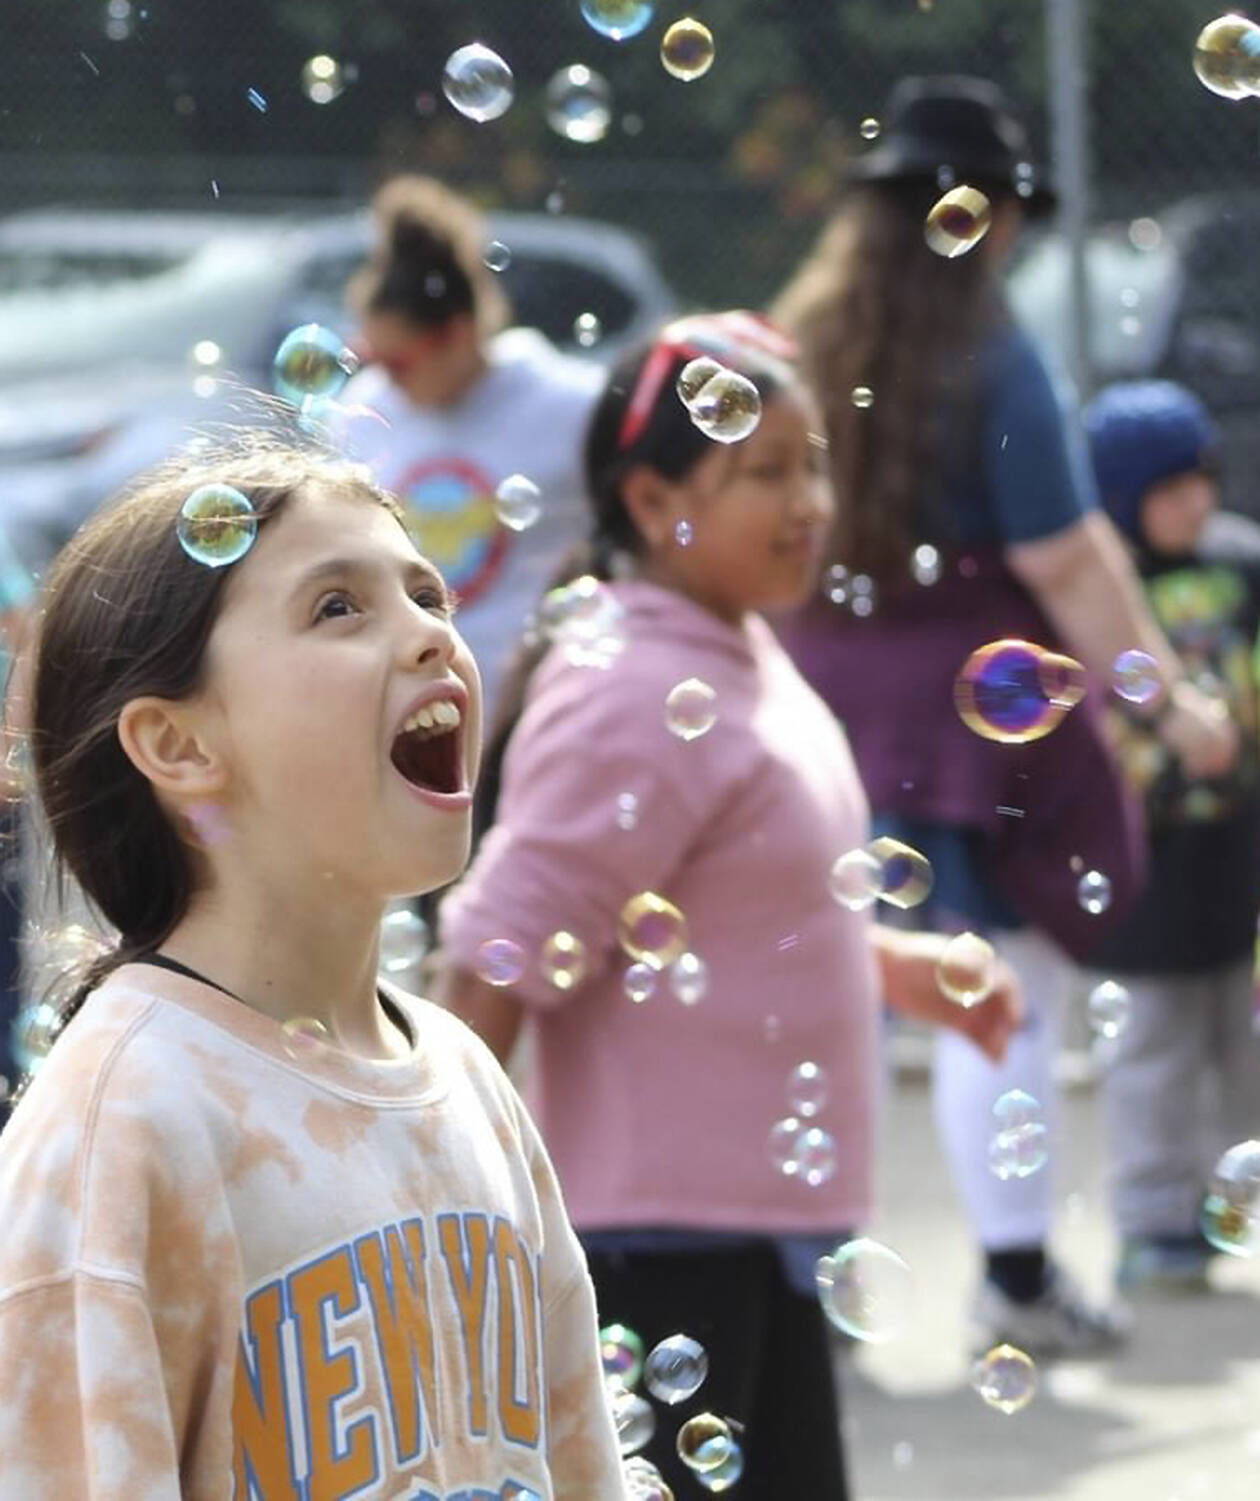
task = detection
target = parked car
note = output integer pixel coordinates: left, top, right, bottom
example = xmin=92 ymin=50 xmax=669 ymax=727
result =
xmin=0 ymin=205 xmax=678 ymax=567
xmin=1009 ymin=191 xmax=1260 ymax=518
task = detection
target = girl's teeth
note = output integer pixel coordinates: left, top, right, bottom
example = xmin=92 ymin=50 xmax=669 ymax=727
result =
xmin=402 ymin=699 xmax=462 ymax=736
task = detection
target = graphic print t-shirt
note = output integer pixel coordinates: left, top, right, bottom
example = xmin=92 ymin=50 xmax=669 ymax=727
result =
xmin=0 ymin=966 xmax=625 ymax=1500
xmin=339 ymin=329 xmax=602 ymax=718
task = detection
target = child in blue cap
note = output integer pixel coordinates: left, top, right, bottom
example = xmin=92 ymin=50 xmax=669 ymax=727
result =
xmin=1084 ymin=379 xmax=1260 ymax=1291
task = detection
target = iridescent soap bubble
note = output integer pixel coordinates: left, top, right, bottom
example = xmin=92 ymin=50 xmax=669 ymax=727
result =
xmin=1078 ymin=869 xmax=1112 ymax=915
xmin=669 ymin=951 xmax=709 ymax=1005
xmin=272 ymin=323 xmax=358 ymax=406
xmin=694 ymin=1443 xmax=743 ymax=1492
xmin=378 ymin=905 xmax=428 ymax=974
xmin=661 ymin=17 xmax=715 ymax=80
xmin=954 ymin=639 xmax=1081 ymax=744
xmin=824 ymin=563 xmax=851 ymax=604
xmin=1087 ymin=979 xmax=1130 ymax=1039
xmin=859 ymin=116 xmax=881 ymax=140
xmin=616 ymin=791 xmax=639 ymax=831
xmin=687 ymin=370 xmax=762 ymax=444
xmin=545 ymin=64 xmax=613 ymax=143
xmin=474 ymin=937 xmax=526 ymax=987
xmin=1201 ymin=1191 xmax=1254 ymax=1256
xmin=643 ymin=1334 xmax=708 ymax=1404
xmin=936 ymin=930 xmax=997 ymax=1008
xmin=851 ymin=385 xmax=875 ymax=409
xmin=816 ymin=1238 xmax=913 ymax=1343
xmin=789 ymin=1125 xmax=838 ymax=1186
xmin=483 ymin=239 xmax=512 ymax=272
xmin=829 ymin=846 xmax=884 ymax=911
xmin=767 ymin=1115 xmax=803 ymax=1174
xmin=601 ymin=1322 xmax=645 ymax=1390
xmin=177 ymin=484 xmax=258 ymax=568
xmin=618 ymin=891 xmax=689 ymax=969
xmin=924 ymin=185 xmax=993 ymax=258
xmin=282 ymin=1015 xmax=331 ymax=1061
xmin=867 ymin=836 xmax=934 ymax=910
xmin=1193 ymin=14 xmax=1260 ymax=99
xmin=1113 ymin=648 xmax=1161 ymax=705
xmin=989 ymin=1121 xmax=1049 ymax=1181
xmin=623 ymin=962 xmax=658 ymax=1004
xmin=442 ymin=42 xmax=515 ymax=122
xmin=301 ymin=54 xmax=345 ymax=104
xmin=851 ymin=573 xmax=878 ymax=617
xmin=574 ymin=311 xmax=603 ymax=347
xmin=675 ymin=519 xmax=694 ymax=547
xmin=540 ymin=574 xmax=626 ymax=667
xmin=676 ymin=1412 xmax=733 ymax=1471
xmin=611 ymin=1388 xmax=656 ymax=1456
xmin=993 ymin=1088 xmax=1042 ymax=1131
xmin=911 ymin=543 xmax=942 ymax=587
xmin=495 ymin=473 xmax=542 ymax=531
xmin=1038 ymin=651 xmax=1087 ymax=711
xmin=541 ymin=930 xmax=587 ymax=992
xmin=677 ymin=356 xmax=725 ymax=407
xmin=581 ymin=0 xmax=655 ymax=41
xmin=623 ymin=1458 xmax=674 ymax=1501
xmin=12 ymin=1002 xmax=60 ymax=1067
xmin=970 ymin=1343 xmax=1037 ymax=1414
xmin=664 ymin=678 xmax=718 ymax=740
xmin=788 ymin=1060 xmax=829 ymax=1118
xmin=1211 ymin=1138 xmax=1260 ymax=1210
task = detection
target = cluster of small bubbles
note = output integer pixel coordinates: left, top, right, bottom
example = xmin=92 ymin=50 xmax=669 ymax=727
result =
xmin=788 ymin=1059 xmax=829 ymax=1118
xmin=669 ymin=951 xmax=709 ymax=1005
xmin=545 ymin=64 xmax=613 ymax=143
xmin=301 ymin=54 xmax=345 ymax=104
xmin=644 ymin=1334 xmax=709 ymax=1404
xmin=866 ymin=835 xmax=935 ymax=909
xmin=989 ymin=1089 xmax=1049 ymax=1181
xmin=618 ymin=891 xmax=689 ymax=969
xmin=483 ymin=239 xmax=512 ymax=273
xmin=272 ymin=323 xmax=358 ymax=406
xmin=1200 ymin=1139 xmax=1260 ymax=1256
xmin=580 ymin=0 xmax=655 ymax=41
xmin=851 ymin=384 xmax=875 ymax=409
xmin=924 ymin=185 xmax=993 ymax=258
xmin=281 ymin=1015 xmax=331 ymax=1062
xmin=624 ymin=1457 xmax=675 ymax=1501
xmin=610 ymin=1387 xmax=656 ymax=1456
xmin=539 ymin=574 xmax=627 ymax=668
xmin=936 ymin=930 xmax=997 ymax=1008
xmin=815 ymin=1237 xmax=914 ymax=1343
xmin=623 ymin=962 xmax=658 ymax=1004
xmin=829 ymin=845 xmax=884 ymax=911
xmin=474 ymin=937 xmax=527 ymax=987
xmin=378 ymin=904 xmax=428 ymax=975
xmin=660 ymin=18 xmax=716 ymax=81
xmin=1087 ymin=979 xmax=1130 ymax=1039
xmin=494 ymin=473 xmax=543 ymax=532
xmin=664 ymin=677 xmax=718 ymax=741
xmin=970 ymin=1343 xmax=1038 ymax=1415
xmin=954 ymin=638 xmax=1086 ymax=744
xmin=1077 ymin=868 xmax=1112 ymax=915
xmin=574 ymin=311 xmax=603 ymax=348
xmin=1193 ymin=14 xmax=1260 ymax=100
xmin=541 ymin=930 xmax=587 ymax=992
xmin=859 ymin=116 xmax=881 ymax=140
xmin=674 ymin=519 xmax=694 ymax=547
xmin=442 ymin=43 xmax=515 ymax=122
xmin=767 ymin=1114 xmax=804 ymax=1174
xmin=1112 ymin=648 xmax=1161 ymax=706
xmin=177 ymin=484 xmax=258 ymax=568
xmin=676 ymin=1412 xmax=734 ymax=1471
xmin=911 ymin=542 xmax=942 ymax=586
xmin=601 ymin=1322 xmax=645 ymax=1391
xmin=677 ymin=355 xmax=725 ymax=407
xmin=615 ymin=790 xmax=640 ymax=830
xmin=688 ymin=369 xmax=763 ymax=444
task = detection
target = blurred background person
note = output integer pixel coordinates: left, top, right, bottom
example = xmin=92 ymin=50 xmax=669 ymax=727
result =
xmin=1083 ymin=379 xmax=1260 ymax=1295
xmin=772 ymin=75 xmax=1237 ymax=1357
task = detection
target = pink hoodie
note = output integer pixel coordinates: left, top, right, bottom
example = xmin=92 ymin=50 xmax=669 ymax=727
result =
xmin=441 ymin=580 xmax=881 ymax=1235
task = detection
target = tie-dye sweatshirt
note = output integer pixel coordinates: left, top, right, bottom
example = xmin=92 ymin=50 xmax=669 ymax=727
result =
xmin=0 ymin=964 xmax=625 ymax=1501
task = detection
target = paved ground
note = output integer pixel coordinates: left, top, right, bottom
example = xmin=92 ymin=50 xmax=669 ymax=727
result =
xmin=844 ymin=1066 xmax=1260 ymax=1501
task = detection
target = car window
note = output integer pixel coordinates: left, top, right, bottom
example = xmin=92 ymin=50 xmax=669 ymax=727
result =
xmin=501 ymin=255 xmax=634 ymax=345
xmin=0 ymin=249 xmax=183 ymax=296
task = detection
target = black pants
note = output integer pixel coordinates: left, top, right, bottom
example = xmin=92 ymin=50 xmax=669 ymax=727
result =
xmin=585 ymin=1241 xmax=851 ymax=1500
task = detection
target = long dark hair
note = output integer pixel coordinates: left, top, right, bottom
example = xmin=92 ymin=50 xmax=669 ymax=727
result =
xmin=27 ymin=433 xmax=405 ymax=1039
xmin=771 ymin=178 xmax=1013 ymax=587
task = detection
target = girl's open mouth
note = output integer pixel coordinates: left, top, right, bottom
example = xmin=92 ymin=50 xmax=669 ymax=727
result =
xmin=390 ymin=698 xmax=464 ymax=795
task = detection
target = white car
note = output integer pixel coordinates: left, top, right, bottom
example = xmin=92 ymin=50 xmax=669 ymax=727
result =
xmin=0 ymin=206 xmax=678 ymax=569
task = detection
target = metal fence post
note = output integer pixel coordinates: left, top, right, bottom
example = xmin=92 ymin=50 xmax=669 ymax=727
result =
xmin=1045 ymin=0 xmax=1091 ymax=398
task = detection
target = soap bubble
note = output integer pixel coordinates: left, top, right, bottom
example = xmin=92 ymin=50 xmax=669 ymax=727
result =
xmin=601 ymin=1323 xmax=645 ymax=1390
xmin=483 ymin=239 xmax=512 ymax=273
xmin=378 ymin=905 xmax=428 ymax=974
xmin=545 ymin=64 xmax=613 ymax=143
xmin=660 ymin=18 xmax=715 ymax=80
xmin=539 ymin=574 xmax=626 ymax=668
xmin=954 ymin=639 xmax=1082 ymax=744
xmin=859 ymin=116 xmax=881 ymax=140
xmin=789 ymin=1125 xmax=838 ymax=1186
xmin=1193 ymin=14 xmax=1260 ymax=99
xmin=442 ymin=43 xmax=514 ymax=122
xmin=911 ymin=543 xmax=942 ymax=587
xmin=623 ymin=962 xmax=658 ymax=1004
xmin=675 ymin=519 xmax=694 ymax=547
xmin=824 ymin=563 xmax=852 ymax=604
xmin=677 ymin=355 xmax=725 ymax=407
xmin=624 ymin=1458 xmax=675 ymax=1500
xmin=610 ymin=1389 xmax=656 ymax=1456
xmin=474 ymin=937 xmax=527 ymax=987
xmin=829 ymin=846 xmax=884 ymax=911
xmin=1087 ymin=979 xmax=1130 ymax=1039
xmin=676 ymin=1413 xmax=732 ymax=1471
xmin=282 ymin=1016 xmax=331 ymax=1061
xmin=767 ymin=1115 xmax=804 ymax=1174
xmin=936 ymin=931 xmax=997 ymax=1008
xmin=989 ymin=1121 xmax=1049 ymax=1181
xmin=177 ymin=484 xmax=258 ymax=568
xmin=615 ymin=791 xmax=639 ymax=831
xmin=574 ymin=311 xmax=603 ymax=347
xmin=970 ymin=1343 xmax=1037 ymax=1414
xmin=301 ymin=54 xmax=345 ymax=104
xmin=816 ymin=1238 xmax=913 ymax=1343
xmin=924 ymin=185 xmax=993 ymax=258
xmin=993 ymin=1088 xmax=1042 ymax=1130
xmin=495 ymin=473 xmax=542 ymax=532
xmin=665 ymin=678 xmax=718 ymax=740
xmin=644 ymin=1334 xmax=708 ymax=1404
xmin=1201 ymin=1192 xmax=1255 ymax=1256
xmin=1211 ymin=1139 xmax=1260 ymax=1210
xmin=866 ymin=836 xmax=934 ymax=910
xmin=851 ymin=385 xmax=875 ymax=409
xmin=1113 ymin=648 xmax=1161 ymax=705
xmin=272 ymin=324 xmax=358 ymax=406
xmin=581 ymin=0 xmax=654 ymax=41
xmin=694 ymin=1442 xmax=744 ymax=1493
xmin=1077 ymin=869 xmax=1112 ymax=915
xmin=618 ymin=892 xmax=689 ymax=969
xmin=12 ymin=1002 xmax=61 ymax=1067
xmin=541 ymin=930 xmax=587 ymax=992
xmin=788 ymin=1060 xmax=828 ymax=1118
xmin=669 ymin=951 xmax=709 ymax=1005
xmin=687 ymin=369 xmax=762 ymax=444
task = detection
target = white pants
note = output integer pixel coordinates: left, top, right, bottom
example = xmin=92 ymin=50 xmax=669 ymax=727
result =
xmin=932 ymin=927 xmax=1069 ymax=1251
xmin=1091 ymin=957 xmax=1260 ymax=1239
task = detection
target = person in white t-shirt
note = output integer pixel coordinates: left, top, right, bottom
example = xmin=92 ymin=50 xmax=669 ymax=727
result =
xmin=340 ymin=176 xmax=602 ymax=718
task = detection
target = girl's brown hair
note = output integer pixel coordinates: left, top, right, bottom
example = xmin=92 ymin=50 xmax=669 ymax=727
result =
xmin=27 ymin=432 xmax=404 ymax=1039
xmin=771 ymin=178 xmax=1011 ymax=588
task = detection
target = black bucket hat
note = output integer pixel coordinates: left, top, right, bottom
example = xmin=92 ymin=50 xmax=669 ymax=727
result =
xmin=850 ymin=75 xmax=1057 ymax=216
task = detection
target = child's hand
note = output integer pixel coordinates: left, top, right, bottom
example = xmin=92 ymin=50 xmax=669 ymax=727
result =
xmin=871 ymin=927 xmax=1024 ymax=1063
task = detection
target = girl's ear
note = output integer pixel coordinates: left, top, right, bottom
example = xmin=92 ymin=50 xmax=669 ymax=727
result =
xmin=619 ymin=464 xmax=680 ymax=551
xmin=117 ymin=696 xmax=228 ymax=800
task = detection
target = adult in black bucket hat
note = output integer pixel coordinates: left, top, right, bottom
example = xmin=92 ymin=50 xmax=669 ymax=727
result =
xmin=774 ymin=77 xmax=1237 ymax=1359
